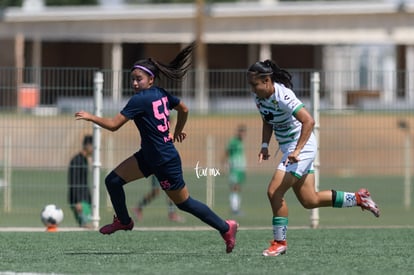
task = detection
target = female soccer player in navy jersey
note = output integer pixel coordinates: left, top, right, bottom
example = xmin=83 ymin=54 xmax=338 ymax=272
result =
xmin=247 ymin=60 xmax=380 ymax=257
xmin=75 ymin=43 xmax=238 ymax=253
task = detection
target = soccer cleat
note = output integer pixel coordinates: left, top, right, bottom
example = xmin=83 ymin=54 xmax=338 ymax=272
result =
xmin=168 ymin=212 xmax=185 ymax=223
xmin=262 ymin=240 xmax=287 ymax=257
xmin=356 ymin=188 xmax=380 ymax=218
xmin=222 ymin=220 xmax=238 ymax=253
xmin=99 ymin=215 xmax=134 ymax=235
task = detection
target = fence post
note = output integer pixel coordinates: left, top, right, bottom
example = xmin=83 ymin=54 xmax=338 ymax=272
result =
xmin=310 ymin=72 xmax=320 ymax=229
xmin=398 ymin=119 xmax=412 ymax=209
xmin=3 ymin=136 xmax=12 ymax=213
xmin=195 ymin=0 xmax=209 ymax=114
xmin=404 ymin=132 xmax=411 ymax=209
xmin=92 ymin=71 xmax=103 ymax=229
xmin=206 ymin=135 xmax=215 ymax=208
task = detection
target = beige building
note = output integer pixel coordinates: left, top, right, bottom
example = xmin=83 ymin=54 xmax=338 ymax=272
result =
xmin=1 ymin=0 xmax=414 ymax=110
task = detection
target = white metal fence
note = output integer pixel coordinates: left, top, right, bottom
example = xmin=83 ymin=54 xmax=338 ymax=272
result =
xmin=0 ymin=67 xmax=412 ymax=228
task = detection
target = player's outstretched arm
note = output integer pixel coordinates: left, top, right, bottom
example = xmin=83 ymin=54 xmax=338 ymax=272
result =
xmin=75 ymin=111 xmax=129 ymax=132
xmin=172 ymin=102 xmax=188 ymax=143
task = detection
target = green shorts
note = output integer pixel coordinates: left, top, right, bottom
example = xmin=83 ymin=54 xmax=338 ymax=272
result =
xmin=229 ymin=170 xmax=246 ymax=185
xmin=71 ymin=201 xmax=92 ymax=227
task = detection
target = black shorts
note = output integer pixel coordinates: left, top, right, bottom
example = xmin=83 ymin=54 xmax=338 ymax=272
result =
xmin=134 ymin=150 xmax=186 ymax=191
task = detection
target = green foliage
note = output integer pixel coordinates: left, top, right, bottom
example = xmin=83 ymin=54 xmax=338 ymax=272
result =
xmin=0 ymin=0 xmax=350 ymax=8
xmin=125 ymin=0 xmax=239 ymax=4
xmin=0 ymin=0 xmax=22 ymax=7
xmin=45 ymin=0 xmax=98 ymax=6
xmin=0 ymin=0 xmax=98 ymax=6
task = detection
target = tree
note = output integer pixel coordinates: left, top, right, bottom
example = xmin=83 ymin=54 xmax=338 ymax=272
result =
xmin=0 ymin=0 xmax=22 ymax=7
xmin=45 ymin=0 xmax=98 ymax=6
xmin=0 ymin=0 xmax=98 ymax=7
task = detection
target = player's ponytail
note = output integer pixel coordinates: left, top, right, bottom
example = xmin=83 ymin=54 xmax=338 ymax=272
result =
xmin=131 ymin=42 xmax=195 ymax=81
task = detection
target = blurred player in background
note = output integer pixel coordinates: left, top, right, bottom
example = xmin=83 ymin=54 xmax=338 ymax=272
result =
xmin=75 ymin=42 xmax=238 ymax=253
xmin=247 ymin=59 xmax=380 ymax=257
xmin=133 ymin=175 xmax=185 ymax=222
xmin=223 ymin=124 xmax=247 ymax=215
xmin=68 ymin=135 xmax=93 ymax=228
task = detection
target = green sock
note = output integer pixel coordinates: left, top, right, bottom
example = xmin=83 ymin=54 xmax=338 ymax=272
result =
xmin=272 ymin=216 xmax=288 ymax=241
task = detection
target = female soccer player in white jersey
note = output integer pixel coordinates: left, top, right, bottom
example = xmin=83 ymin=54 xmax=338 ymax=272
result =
xmin=75 ymin=43 xmax=238 ymax=253
xmin=247 ymin=60 xmax=380 ymax=257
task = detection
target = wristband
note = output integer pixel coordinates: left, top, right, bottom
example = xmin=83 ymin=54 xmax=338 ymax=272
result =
xmin=261 ymin=142 xmax=268 ymax=149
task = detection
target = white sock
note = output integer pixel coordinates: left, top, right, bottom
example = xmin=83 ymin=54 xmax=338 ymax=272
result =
xmin=272 ymin=217 xmax=288 ymax=241
xmin=342 ymin=192 xmax=357 ymax=207
xmin=333 ymin=191 xmax=357 ymax=208
xmin=229 ymin=192 xmax=240 ymax=212
xmin=273 ymin=225 xmax=287 ymax=241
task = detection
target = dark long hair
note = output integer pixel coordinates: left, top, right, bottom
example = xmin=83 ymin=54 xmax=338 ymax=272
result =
xmin=247 ymin=59 xmax=293 ymax=89
xmin=131 ymin=42 xmax=195 ymax=80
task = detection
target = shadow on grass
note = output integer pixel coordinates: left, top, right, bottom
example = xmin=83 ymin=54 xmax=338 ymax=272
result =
xmin=64 ymin=250 xmax=236 ymax=256
xmin=64 ymin=251 xmax=134 ymax=255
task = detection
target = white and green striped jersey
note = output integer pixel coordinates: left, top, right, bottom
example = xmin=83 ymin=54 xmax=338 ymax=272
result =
xmin=254 ymin=82 xmax=304 ymax=145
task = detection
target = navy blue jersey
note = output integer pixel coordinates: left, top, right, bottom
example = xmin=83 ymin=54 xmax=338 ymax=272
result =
xmin=121 ymin=86 xmax=180 ymax=166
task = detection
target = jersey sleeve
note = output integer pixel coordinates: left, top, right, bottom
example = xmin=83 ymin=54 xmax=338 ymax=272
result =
xmin=120 ymin=95 xmax=144 ymax=119
xmin=278 ymin=87 xmax=304 ymax=115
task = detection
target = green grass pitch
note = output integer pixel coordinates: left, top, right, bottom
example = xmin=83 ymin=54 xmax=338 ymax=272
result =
xmin=1 ymin=170 xmax=413 ymax=228
xmin=1 ymin=168 xmax=413 ymax=274
xmin=0 ymin=228 xmax=413 ymax=275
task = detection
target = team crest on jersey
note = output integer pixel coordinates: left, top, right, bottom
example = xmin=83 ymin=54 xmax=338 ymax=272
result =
xmin=271 ymin=99 xmax=280 ymax=111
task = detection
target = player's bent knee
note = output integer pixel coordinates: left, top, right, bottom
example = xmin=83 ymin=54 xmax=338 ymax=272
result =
xmin=267 ymin=189 xmax=284 ymax=201
xmin=105 ymin=171 xmax=126 ymax=189
xmin=175 ymin=196 xmax=200 ymax=212
xmin=299 ymin=199 xmax=319 ymax=209
xmin=267 ymin=193 xmax=274 ymax=201
xmin=176 ymin=197 xmax=191 ymax=211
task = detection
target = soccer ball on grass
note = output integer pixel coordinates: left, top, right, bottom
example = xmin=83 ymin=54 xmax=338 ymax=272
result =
xmin=41 ymin=204 xmax=64 ymax=229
